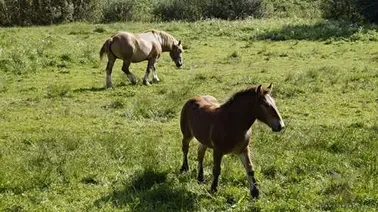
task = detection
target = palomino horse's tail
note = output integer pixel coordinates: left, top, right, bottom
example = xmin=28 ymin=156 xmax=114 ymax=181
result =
xmin=99 ymin=38 xmax=113 ymax=60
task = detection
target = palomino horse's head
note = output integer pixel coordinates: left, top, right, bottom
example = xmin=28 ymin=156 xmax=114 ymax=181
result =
xmin=255 ymin=84 xmax=285 ymax=132
xmin=170 ymin=40 xmax=183 ymax=68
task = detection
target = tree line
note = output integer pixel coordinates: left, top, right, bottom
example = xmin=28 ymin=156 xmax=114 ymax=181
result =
xmin=0 ymin=0 xmax=377 ymax=26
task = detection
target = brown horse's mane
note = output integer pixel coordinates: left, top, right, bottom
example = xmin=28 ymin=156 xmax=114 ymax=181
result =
xmin=221 ymin=86 xmax=266 ymax=108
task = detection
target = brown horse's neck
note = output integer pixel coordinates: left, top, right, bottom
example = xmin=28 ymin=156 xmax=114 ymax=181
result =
xmin=155 ymin=31 xmax=176 ymax=52
xmin=220 ymin=89 xmax=259 ymax=132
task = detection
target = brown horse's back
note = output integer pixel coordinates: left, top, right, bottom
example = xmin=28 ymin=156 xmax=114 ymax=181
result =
xmin=180 ymin=96 xmax=219 ymax=148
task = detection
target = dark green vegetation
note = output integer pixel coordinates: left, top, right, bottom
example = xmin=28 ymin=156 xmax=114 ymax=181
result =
xmin=1 ymin=19 xmax=378 ymax=211
xmin=2 ymin=0 xmax=378 ymax=26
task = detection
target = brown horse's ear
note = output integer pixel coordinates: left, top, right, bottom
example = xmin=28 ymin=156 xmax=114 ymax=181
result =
xmin=256 ymin=85 xmax=263 ymax=95
xmin=178 ymin=40 xmax=181 ymax=46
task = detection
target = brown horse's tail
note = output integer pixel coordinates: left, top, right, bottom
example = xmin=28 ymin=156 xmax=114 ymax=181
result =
xmin=99 ymin=38 xmax=112 ymax=60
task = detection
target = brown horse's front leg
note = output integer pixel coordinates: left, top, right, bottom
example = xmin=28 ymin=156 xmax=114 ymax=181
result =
xmin=211 ymin=149 xmax=223 ymax=192
xmin=239 ymin=147 xmax=259 ymax=199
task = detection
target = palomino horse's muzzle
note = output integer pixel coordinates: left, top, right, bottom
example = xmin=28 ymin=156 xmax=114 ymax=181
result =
xmin=271 ymin=120 xmax=285 ymax=132
xmin=175 ymin=59 xmax=183 ymax=68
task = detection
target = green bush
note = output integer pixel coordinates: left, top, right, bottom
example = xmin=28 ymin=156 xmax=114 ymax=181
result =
xmin=0 ymin=0 xmax=102 ymax=26
xmin=322 ymin=0 xmax=378 ymax=23
xmin=102 ymin=0 xmax=134 ymax=23
xmin=153 ymin=0 xmax=205 ymax=21
xmin=321 ymin=0 xmax=361 ymax=22
xmin=204 ymin=0 xmax=263 ymax=19
xmin=153 ymin=0 xmax=263 ymax=21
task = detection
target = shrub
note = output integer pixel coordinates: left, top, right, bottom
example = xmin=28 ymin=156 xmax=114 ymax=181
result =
xmin=153 ymin=0 xmax=205 ymax=21
xmin=102 ymin=0 xmax=134 ymax=23
xmin=204 ymin=0 xmax=263 ymax=20
xmin=153 ymin=0 xmax=263 ymax=21
xmin=322 ymin=0 xmax=378 ymax=24
xmin=0 ymin=0 xmax=102 ymax=26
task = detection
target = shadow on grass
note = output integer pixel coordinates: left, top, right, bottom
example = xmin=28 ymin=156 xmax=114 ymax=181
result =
xmin=255 ymin=20 xmax=367 ymax=41
xmin=94 ymin=168 xmax=197 ymax=211
xmin=73 ymin=86 xmax=106 ymax=93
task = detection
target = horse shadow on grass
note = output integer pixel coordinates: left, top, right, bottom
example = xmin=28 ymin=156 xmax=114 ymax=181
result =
xmin=94 ymin=168 xmax=197 ymax=211
xmin=73 ymin=86 xmax=106 ymax=93
xmin=254 ymin=20 xmax=374 ymax=41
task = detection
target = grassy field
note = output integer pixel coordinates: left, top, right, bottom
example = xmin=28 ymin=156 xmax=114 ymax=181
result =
xmin=0 ymin=19 xmax=377 ymax=211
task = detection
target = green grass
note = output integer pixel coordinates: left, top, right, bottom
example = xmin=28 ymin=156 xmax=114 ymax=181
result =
xmin=0 ymin=19 xmax=377 ymax=211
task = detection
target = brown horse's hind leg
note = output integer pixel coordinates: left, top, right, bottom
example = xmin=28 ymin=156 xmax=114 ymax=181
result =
xmin=106 ymin=56 xmax=116 ymax=88
xmin=239 ymin=147 xmax=259 ymax=199
xmin=122 ymin=60 xmax=138 ymax=85
xmin=197 ymin=144 xmax=207 ymax=183
xmin=211 ymin=149 xmax=223 ymax=192
xmin=180 ymin=136 xmax=192 ymax=172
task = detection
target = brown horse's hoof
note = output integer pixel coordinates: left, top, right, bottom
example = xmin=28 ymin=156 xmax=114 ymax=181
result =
xmin=180 ymin=167 xmax=188 ymax=173
xmin=197 ymin=175 xmax=204 ymax=184
xmin=250 ymin=186 xmax=259 ymax=199
xmin=152 ymin=78 xmax=160 ymax=83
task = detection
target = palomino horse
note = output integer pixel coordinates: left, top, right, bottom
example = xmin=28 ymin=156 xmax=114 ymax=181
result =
xmin=179 ymin=84 xmax=285 ymax=199
xmin=100 ymin=30 xmax=183 ymax=87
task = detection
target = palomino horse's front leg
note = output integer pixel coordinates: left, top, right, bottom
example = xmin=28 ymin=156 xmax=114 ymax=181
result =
xmin=143 ymin=59 xmax=157 ymax=86
xmin=211 ymin=149 xmax=223 ymax=192
xmin=122 ymin=61 xmax=138 ymax=85
xmin=151 ymin=62 xmax=160 ymax=83
xmin=239 ymin=147 xmax=259 ymax=199
xmin=197 ymin=144 xmax=207 ymax=183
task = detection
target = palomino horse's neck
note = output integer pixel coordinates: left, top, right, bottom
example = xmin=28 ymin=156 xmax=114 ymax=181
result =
xmin=154 ymin=31 xmax=177 ymax=52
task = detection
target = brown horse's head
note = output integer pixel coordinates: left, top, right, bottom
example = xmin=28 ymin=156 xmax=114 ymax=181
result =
xmin=170 ymin=40 xmax=183 ymax=68
xmin=255 ymin=84 xmax=285 ymax=132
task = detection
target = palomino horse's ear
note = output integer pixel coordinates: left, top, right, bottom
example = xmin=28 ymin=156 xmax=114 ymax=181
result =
xmin=267 ymin=83 xmax=273 ymax=93
xmin=256 ymin=85 xmax=263 ymax=94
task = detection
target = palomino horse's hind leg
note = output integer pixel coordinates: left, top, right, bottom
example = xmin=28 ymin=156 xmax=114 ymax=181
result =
xmin=210 ymin=149 xmax=223 ymax=192
xmin=239 ymin=147 xmax=259 ymax=199
xmin=105 ymin=57 xmax=116 ymax=88
xmin=197 ymin=144 xmax=207 ymax=183
xmin=180 ymin=136 xmax=192 ymax=172
xmin=122 ymin=61 xmax=138 ymax=85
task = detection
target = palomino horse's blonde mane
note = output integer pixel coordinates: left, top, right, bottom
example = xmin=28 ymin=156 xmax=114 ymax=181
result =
xmin=150 ymin=30 xmax=178 ymax=52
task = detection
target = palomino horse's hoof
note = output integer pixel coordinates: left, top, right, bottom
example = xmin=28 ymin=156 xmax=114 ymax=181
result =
xmin=143 ymin=80 xmax=151 ymax=86
xmin=130 ymin=79 xmax=138 ymax=85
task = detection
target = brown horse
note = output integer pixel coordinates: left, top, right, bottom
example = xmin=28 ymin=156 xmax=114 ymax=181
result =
xmin=179 ymin=84 xmax=285 ymax=199
xmin=100 ymin=30 xmax=183 ymax=87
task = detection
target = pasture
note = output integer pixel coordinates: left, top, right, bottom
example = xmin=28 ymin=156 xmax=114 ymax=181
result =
xmin=0 ymin=19 xmax=377 ymax=211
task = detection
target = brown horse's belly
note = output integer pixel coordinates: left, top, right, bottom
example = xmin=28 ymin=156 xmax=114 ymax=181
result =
xmin=211 ymin=129 xmax=251 ymax=154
